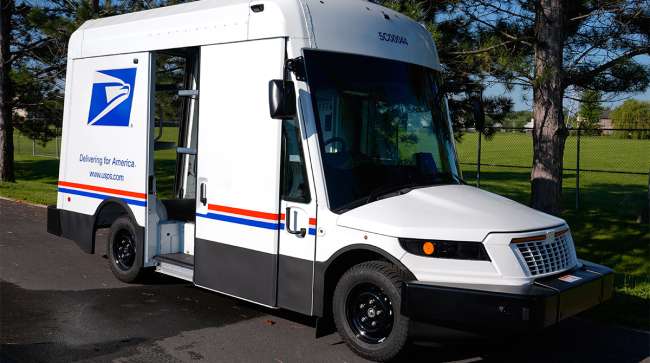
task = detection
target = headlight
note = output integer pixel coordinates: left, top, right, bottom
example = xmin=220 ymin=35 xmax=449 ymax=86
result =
xmin=399 ymin=238 xmax=491 ymax=261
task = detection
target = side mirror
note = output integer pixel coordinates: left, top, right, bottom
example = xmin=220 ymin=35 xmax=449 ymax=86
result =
xmin=269 ymin=80 xmax=296 ymax=119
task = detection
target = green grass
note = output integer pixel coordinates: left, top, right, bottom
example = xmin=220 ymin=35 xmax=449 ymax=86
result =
xmin=2 ymin=130 xmax=649 ymax=329
xmin=153 ymin=127 xmax=181 ymax=200
xmin=1 ymin=129 xmax=181 ymax=204
xmin=456 ymin=131 xmax=650 ymax=173
xmin=0 ymin=155 xmax=59 ymax=205
xmin=1 ymin=133 xmax=60 ymax=204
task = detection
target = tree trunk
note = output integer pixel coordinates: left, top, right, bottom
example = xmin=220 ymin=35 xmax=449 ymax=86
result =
xmin=531 ymin=0 xmax=566 ymax=215
xmin=0 ymin=0 xmax=15 ymax=182
xmin=90 ymin=0 xmax=99 ymax=14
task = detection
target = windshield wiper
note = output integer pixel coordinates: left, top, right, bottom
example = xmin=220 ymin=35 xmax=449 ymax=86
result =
xmin=365 ymin=183 xmax=418 ymax=205
xmin=363 ymin=174 xmax=470 ymax=203
xmin=333 ymin=183 xmax=414 ymax=214
xmin=333 ymin=175 xmax=463 ymax=214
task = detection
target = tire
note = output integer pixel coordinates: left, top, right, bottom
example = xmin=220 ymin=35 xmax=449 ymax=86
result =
xmin=332 ymin=261 xmax=409 ymax=362
xmin=107 ymin=216 xmax=144 ymax=282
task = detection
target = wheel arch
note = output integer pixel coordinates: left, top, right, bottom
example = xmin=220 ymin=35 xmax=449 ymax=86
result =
xmin=313 ymin=244 xmax=415 ymax=319
xmin=91 ymin=198 xmax=140 ymax=254
xmin=94 ymin=198 xmax=137 ymax=228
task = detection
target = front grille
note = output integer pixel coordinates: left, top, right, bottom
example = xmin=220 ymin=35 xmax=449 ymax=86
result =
xmin=515 ymin=232 xmax=573 ymax=276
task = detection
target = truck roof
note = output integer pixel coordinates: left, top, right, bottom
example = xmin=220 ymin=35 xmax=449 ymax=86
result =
xmin=70 ymin=0 xmax=440 ymax=70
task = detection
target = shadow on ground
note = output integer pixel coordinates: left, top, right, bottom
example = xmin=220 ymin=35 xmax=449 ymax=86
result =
xmin=403 ymin=317 xmax=649 ymax=362
xmin=2 ymin=277 xmax=649 ymax=363
xmin=0 ymin=280 xmax=264 ymax=362
xmin=11 ymin=159 xmax=59 ymax=184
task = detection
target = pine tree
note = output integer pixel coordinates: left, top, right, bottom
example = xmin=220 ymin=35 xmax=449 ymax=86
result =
xmin=578 ymin=90 xmax=603 ymax=134
xmin=446 ymin=0 xmax=649 ymax=214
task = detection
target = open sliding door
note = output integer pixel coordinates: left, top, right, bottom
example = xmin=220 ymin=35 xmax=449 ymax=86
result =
xmin=194 ymin=38 xmax=285 ymax=306
xmin=57 ymin=53 xmax=150 ymax=254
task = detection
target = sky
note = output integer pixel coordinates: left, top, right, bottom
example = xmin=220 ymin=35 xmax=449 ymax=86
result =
xmin=484 ymin=55 xmax=650 ymax=114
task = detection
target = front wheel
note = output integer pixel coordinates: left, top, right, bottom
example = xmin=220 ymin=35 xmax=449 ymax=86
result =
xmin=333 ymin=261 xmax=409 ymax=362
xmin=107 ymin=216 xmax=144 ymax=282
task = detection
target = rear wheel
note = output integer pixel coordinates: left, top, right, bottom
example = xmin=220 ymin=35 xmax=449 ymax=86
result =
xmin=333 ymin=261 xmax=409 ymax=362
xmin=107 ymin=216 xmax=144 ymax=282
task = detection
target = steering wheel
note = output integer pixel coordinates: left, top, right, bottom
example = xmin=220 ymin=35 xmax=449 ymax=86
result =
xmin=324 ymin=137 xmax=348 ymax=154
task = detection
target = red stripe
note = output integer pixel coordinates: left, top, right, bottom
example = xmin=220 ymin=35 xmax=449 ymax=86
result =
xmin=208 ymin=204 xmax=281 ymax=221
xmin=278 ymin=215 xmax=315 ymax=224
xmin=207 ymin=203 xmax=315 ymax=224
xmin=58 ymin=181 xmax=146 ymax=199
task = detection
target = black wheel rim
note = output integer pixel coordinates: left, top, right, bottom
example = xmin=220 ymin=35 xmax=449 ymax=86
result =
xmin=345 ymin=282 xmax=394 ymax=344
xmin=112 ymin=229 xmax=136 ymax=271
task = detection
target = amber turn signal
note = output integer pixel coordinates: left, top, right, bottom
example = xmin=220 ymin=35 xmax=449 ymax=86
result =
xmin=510 ymin=234 xmax=546 ymax=244
xmin=555 ymin=228 xmax=569 ymax=237
xmin=422 ymin=241 xmax=435 ymax=255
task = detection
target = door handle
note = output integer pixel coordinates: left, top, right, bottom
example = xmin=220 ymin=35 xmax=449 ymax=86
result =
xmin=200 ymin=182 xmax=207 ymax=206
xmin=285 ymin=207 xmax=306 ymax=237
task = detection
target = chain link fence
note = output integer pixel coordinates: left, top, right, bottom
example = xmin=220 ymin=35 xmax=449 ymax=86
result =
xmin=14 ymin=129 xmax=61 ymax=159
xmin=11 ymin=124 xmax=650 ymax=219
xmin=455 ymin=127 xmax=650 ymax=219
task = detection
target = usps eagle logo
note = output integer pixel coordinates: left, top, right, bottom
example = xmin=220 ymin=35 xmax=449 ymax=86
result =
xmin=87 ymin=68 xmax=137 ymax=126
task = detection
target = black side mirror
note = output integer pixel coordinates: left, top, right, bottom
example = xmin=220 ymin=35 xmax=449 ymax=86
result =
xmin=269 ymin=80 xmax=296 ymax=119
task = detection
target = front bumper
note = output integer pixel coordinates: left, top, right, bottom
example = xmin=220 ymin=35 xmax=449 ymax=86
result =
xmin=401 ymin=260 xmax=613 ymax=332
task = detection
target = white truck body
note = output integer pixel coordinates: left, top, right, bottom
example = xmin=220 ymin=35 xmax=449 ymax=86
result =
xmin=48 ymin=0 xmax=613 ymax=358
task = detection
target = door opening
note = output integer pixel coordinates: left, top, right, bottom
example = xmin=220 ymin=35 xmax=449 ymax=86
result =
xmin=147 ymin=47 xmax=200 ymax=263
xmin=152 ymin=47 xmax=200 ymax=222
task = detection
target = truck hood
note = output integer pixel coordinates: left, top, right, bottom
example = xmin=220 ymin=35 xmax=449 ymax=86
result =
xmin=336 ymin=185 xmax=564 ymax=242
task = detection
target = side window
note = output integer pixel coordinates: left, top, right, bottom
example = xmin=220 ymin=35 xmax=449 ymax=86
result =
xmin=281 ymin=118 xmax=310 ymax=203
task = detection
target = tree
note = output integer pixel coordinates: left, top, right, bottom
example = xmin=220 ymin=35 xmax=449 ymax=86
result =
xmin=450 ymin=0 xmax=650 ymax=214
xmin=0 ymin=0 xmax=82 ymax=182
xmin=9 ymin=0 xmax=179 ymax=144
xmin=10 ymin=0 xmax=104 ymax=144
xmin=0 ymin=0 xmax=196 ymax=182
xmin=379 ymin=0 xmax=513 ymax=135
xmin=611 ymin=99 xmax=650 ymax=139
xmin=577 ymin=90 xmax=603 ymax=133
xmin=1 ymin=0 xmax=14 ymax=182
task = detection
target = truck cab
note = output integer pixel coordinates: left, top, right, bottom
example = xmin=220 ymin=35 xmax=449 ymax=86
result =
xmin=47 ymin=0 xmax=613 ymax=360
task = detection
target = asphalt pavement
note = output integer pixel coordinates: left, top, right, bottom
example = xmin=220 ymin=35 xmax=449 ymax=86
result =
xmin=1 ymin=198 xmax=649 ymax=363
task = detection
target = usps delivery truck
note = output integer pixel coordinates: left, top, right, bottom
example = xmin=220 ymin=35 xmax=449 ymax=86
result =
xmin=47 ymin=0 xmax=614 ymax=360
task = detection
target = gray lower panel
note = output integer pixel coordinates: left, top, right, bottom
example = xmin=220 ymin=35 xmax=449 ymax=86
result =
xmin=47 ymin=206 xmax=95 ymax=254
xmin=194 ymin=238 xmax=277 ymax=306
xmin=277 ymin=254 xmax=313 ymax=315
xmin=48 ymin=202 xmax=144 ymax=256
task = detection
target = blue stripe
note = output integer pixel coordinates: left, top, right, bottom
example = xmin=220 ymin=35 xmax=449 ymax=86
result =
xmin=58 ymin=187 xmax=146 ymax=207
xmin=308 ymin=228 xmax=317 ymax=236
xmin=197 ymin=212 xmax=282 ymax=230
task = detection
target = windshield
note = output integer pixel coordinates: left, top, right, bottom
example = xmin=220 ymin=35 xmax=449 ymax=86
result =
xmin=304 ymin=49 xmax=461 ymax=213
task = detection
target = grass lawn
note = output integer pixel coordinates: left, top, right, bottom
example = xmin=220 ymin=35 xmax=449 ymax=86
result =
xmin=2 ymin=130 xmax=649 ymax=330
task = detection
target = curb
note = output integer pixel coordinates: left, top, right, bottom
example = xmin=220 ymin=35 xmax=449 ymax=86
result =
xmin=0 ymin=196 xmax=48 ymax=209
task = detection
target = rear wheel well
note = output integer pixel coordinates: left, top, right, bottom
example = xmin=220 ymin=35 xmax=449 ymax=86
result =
xmin=92 ymin=200 xmax=134 ymax=254
xmin=95 ymin=201 xmax=131 ymax=229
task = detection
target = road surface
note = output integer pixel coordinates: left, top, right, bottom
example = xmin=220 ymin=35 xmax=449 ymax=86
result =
xmin=1 ymin=198 xmax=648 ymax=362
